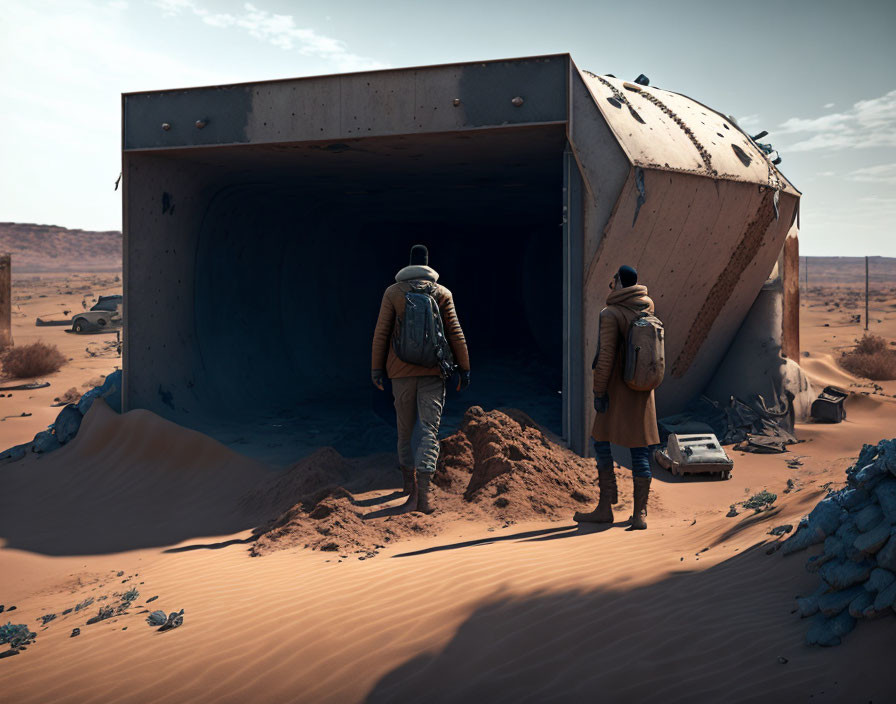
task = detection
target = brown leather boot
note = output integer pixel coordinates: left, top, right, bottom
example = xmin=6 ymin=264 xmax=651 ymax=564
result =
xmin=629 ymin=476 xmax=651 ymax=530
xmin=399 ymin=465 xmax=416 ymax=496
xmin=573 ymin=463 xmax=617 ymax=524
xmin=416 ymin=472 xmax=435 ymax=514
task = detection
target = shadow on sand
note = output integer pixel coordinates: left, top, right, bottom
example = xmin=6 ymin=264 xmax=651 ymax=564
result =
xmin=364 ymin=543 xmax=893 ymax=703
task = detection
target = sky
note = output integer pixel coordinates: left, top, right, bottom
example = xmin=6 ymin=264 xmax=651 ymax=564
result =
xmin=1 ymin=0 xmax=894 ymax=256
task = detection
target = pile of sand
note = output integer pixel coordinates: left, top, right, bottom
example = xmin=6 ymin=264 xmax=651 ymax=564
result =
xmin=247 ymin=406 xmax=630 ymax=556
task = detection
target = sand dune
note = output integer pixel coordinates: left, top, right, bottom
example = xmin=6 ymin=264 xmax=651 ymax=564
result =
xmin=1 ymin=274 xmax=895 ymax=701
xmin=1 ymin=392 xmax=895 ymax=702
xmin=0 ymin=400 xmax=269 ymax=555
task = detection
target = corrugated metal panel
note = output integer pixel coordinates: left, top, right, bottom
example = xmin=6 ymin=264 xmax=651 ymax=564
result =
xmin=577 ymin=71 xmax=798 ymax=195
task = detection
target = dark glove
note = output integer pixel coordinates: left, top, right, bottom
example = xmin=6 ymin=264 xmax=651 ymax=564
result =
xmin=456 ymin=370 xmax=471 ymax=392
xmin=593 ymin=393 xmax=609 ymax=413
xmin=371 ymin=369 xmax=385 ymax=390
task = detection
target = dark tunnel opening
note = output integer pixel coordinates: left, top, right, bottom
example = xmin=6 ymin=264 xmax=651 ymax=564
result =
xmin=189 ymin=127 xmax=566 ymax=460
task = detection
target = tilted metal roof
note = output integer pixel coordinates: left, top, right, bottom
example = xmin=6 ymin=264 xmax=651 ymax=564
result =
xmin=578 ymin=70 xmax=799 ymax=195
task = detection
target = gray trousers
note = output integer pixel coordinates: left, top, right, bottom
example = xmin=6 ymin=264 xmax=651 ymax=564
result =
xmin=391 ymin=375 xmax=446 ymax=474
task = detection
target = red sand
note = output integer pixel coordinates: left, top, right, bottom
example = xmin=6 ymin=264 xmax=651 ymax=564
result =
xmin=0 ymin=281 xmax=894 ymax=702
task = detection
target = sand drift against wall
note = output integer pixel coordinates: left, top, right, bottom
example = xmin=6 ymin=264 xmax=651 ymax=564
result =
xmin=2 ymin=402 xmax=643 ymax=557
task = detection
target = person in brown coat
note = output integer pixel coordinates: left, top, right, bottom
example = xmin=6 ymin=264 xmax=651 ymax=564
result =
xmin=371 ymin=244 xmax=471 ymax=513
xmin=574 ymin=265 xmax=659 ymax=529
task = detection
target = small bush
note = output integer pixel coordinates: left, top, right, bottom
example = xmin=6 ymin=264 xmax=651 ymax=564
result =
xmin=1 ymin=341 xmax=67 ymax=379
xmin=839 ymin=334 xmax=896 ymax=381
xmin=53 ymin=387 xmax=81 ymax=405
xmin=743 ymin=490 xmax=777 ymax=510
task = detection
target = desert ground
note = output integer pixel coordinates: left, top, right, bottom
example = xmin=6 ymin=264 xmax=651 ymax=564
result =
xmin=1 ymin=256 xmax=895 ymax=703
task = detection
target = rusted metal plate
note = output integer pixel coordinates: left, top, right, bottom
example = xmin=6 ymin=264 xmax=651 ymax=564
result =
xmin=577 ymin=71 xmax=798 ymax=195
xmin=583 ymin=167 xmax=798 ymax=416
xmin=782 ymin=227 xmax=800 ymax=360
xmin=124 ymin=56 xmax=568 ymax=151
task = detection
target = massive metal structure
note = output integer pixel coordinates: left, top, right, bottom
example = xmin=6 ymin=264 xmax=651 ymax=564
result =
xmin=121 ymin=54 xmax=800 ymax=457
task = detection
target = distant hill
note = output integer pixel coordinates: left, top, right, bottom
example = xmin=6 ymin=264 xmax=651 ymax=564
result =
xmin=803 ymin=256 xmax=896 ymax=286
xmin=0 ymin=222 xmax=122 ymax=273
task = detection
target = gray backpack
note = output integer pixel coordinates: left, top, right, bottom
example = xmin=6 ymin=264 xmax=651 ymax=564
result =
xmin=392 ymin=283 xmax=455 ymax=377
xmin=621 ymin=308 xmax=665 ymax=391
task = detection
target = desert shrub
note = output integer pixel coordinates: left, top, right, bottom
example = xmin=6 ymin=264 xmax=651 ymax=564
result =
xmin=839 ymin=334 xmax=896 ymax=381
xmin=53 ymin=387 xmax=81 ymax=405
xmin=743 ymin=490 xmax=777 ymax=510
xmin=1 ymin=341 xmax=66 ymax=378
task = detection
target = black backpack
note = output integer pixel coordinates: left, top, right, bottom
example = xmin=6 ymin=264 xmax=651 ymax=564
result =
xmin=393 ymin=283 xmax=455 ymax=377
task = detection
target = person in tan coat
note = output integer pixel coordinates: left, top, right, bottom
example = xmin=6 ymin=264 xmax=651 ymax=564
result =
xmin=574 ymin=265 xmax=659 ymax=529
xmin=371 ymin=244 xmax=471 ymax=513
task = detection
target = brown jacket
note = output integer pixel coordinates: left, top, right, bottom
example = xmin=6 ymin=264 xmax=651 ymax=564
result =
xmin=371 ymin=265 xmax=470 ymax=379
xmin=591 ymin=284 xmax=660 ymax=448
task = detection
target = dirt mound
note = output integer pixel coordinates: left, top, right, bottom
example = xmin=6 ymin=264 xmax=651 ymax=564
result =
xmin=435 ymin=406 xmax=615 ymax=517
xmin=249 ymin=406 xmax=637 ymax=556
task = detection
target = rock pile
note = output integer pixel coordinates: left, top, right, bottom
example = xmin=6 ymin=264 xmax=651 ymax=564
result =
xmin=783 ymin=438 xmax=896 ymax=646
xmin=0 ymin=370 xmax=122 ymax=464
xmin=0 ymin=621 xmax=36 ymax=658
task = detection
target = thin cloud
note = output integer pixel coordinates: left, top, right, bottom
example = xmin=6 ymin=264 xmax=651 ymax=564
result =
xmin=823 ymin=102 xmax=835 ymax=109
xmin=734 ymin=113 xmax=761 ymax=131
xmin=776 ymin=89 xmax=896 ymax=152
xmin=154 ymin=0 xmax=387 ymax=72
xmin=849 ymin=163 xmax=896 ymax=185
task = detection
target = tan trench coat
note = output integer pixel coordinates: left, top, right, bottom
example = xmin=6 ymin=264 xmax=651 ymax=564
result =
xmin=591 ymin=284 xmax=660 ymax=448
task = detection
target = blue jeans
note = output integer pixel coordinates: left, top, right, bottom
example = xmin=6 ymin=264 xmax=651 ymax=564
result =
xmin=593 ymin=440 xmax=651 ymax=478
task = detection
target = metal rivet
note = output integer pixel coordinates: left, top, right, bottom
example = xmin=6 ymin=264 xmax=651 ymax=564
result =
xmin=195 ymin=119 xmax=208 ymax=129
xmin=511 ymin=96 xmax=524 ymax=107
xmin=161 ymin=123 xmax=171 ymax=131
xmin=452 ymin=98 xmax=461 ymax=107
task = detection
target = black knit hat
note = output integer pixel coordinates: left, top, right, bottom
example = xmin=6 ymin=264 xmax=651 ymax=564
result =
xmin=617 ymin=265 xmax=638 ymax=288
xmin=410 ymin=244 xmax=429 ymax=266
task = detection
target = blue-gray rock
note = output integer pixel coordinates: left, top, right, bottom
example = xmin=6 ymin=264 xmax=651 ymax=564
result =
xmin=823 ymin=535 xmax=845 ymax=560
xmin=873 ymin=581 xmax=896 ymax=611
xmin=880 ymin=439 xmax=896 ymax=474
xmin=796 ymin=583 xmax=829 ymax=618
xmin=0 ymin=443 xmax=30 ymax=464
xmin=783 ymin=501 xmax=847 ymax=555
xmin=146 ymin=610 xmax=166 ymax=627
xmin=806 ymin=552 xmax=834 ymax=573
xmin=854 ymin=443 xmax=879 ymax=472
xmin=77 ymin=388 xmax=102 ymax=415
xmin=809 ymin=498 xmax=846 ymax=537
xmin=53 ymin=404 xmax=83 ymax=444
xmin=30 ymin=430 xmax=61 ymax=454
xmin=819 ymin=559 xmax=873 ymax=590
xmin=855 ymin=503 xmax=884 ymax=532
xmin=875 ymin=478 xmax=896 ymax=523
xmin=834 ymin=521 xmax=863 ymax=562
xmin=854 ymin=520 xmax=891 ymax=554
xmin=865 ymin=567 xmax=896 ymax=593
xmin=805 ymin=610 xmax=856 ymax=647
xmin=99 ymin=370 xmax=122 ymax=413
xmin=839 ymin=487 xmax=871 ymax=511
xmin=876 ymin=531 xmax=896 ymax=571
xmin=848 ymin=589 xmax=874 ymax=618
xmin=818 ymin=585 xmax=865 ymax=616
xmin=782 ymin=525 xmax=822 ymax=555
xmin=855 ymin=460 xmax=888 ymax=487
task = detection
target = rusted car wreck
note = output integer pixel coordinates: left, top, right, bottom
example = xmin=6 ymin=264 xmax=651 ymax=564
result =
xmin=120 ymin=54 xmax=801 ymax=456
